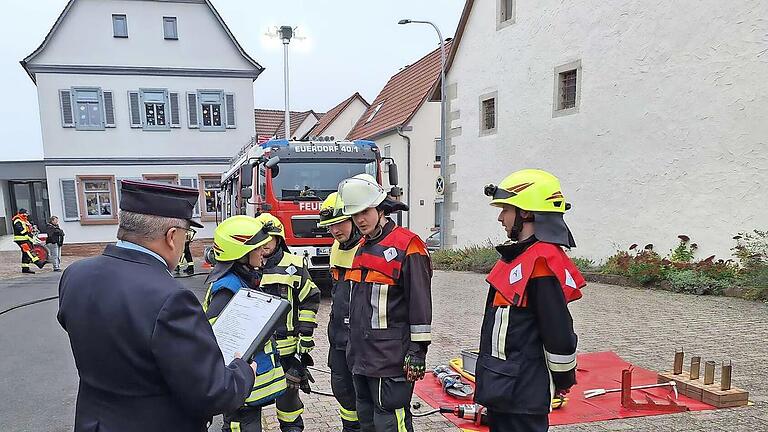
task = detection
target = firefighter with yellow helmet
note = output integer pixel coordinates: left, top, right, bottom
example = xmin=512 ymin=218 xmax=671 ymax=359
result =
xmin=338 ymin=173 xmax=433 ymax=432
xmin=477 ymin=169 xmax=584 ymax=431
xmin=254 ymin=212 xmax=320 ymax=432
xmin=202 ymin=215 xmax=288 ymax=432
xmin=318 ymin=192 xmax=362 ymax=432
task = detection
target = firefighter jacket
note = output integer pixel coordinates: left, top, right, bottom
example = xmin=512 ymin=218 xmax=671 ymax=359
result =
xmin=328 ymin=238 xmax=360 ymax=351
xmin=203 ymin=271 xmax=287 ymax=407
xmin=475 ymin=238 xmax=584 ymax=415
xmin=12 ymin=213 xmax=34 ymax=242
xmin=259 ymin=248 xmax=321 ymax=357
xmin=345 ymin=220 xmax=433 ymax=377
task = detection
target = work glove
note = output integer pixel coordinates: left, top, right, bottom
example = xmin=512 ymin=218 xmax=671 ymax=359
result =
xmin=285 ymin=355 xmax=315 ymax=394
xmin=404 ymin=351 xmax=427 ymax=383
xmin=296 ymin=334 xmax=315 ymax=355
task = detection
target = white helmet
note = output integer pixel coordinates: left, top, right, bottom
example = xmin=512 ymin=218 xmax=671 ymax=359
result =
xmin=338 ymin=174 xmax=387 ymax=216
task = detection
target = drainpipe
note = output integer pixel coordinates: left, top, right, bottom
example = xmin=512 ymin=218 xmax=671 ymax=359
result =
xmin=396 ymin=126 xmax=411 ymax=228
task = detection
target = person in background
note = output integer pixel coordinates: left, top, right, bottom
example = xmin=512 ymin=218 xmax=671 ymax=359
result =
xmin=46 ymin=216 xmax=65 ymax=272
xmin=12 ymin=208 xmax=44 ymax=274
xmin=175 ymin=235 xmax=194 ymax=275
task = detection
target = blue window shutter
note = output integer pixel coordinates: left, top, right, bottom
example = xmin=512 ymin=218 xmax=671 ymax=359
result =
xmin=60 ymin=179 xmax=79 ymax=221
xmin=128 ymin=91 xmax=142 ymax=128
xmin=59 ymin=90 xmax=74 ymax=128
xmin=225 ymin=93 xmax=236 ymax=128
xmin=103 ymin=91 xmax=116 ymax=127
xmin=187 ymin=92 xmax=199 ymax=128
xmin=169 ymin=92 xmax=181 ymax=127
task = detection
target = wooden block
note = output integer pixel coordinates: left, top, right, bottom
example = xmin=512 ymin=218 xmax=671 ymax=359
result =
xmin=658 ymin=372 xmax=690 ymax=397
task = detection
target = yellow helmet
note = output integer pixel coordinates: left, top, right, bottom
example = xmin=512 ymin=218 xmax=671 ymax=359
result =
xmin=485 ymin=169 xmax=568 ymax=213
xmin=212 ymin=215 xmax=272 ymax=262
xmin=255 ymin=213 xmax=285 ymax=239
xmin=318 ymin=192 xmax=350 ymax=227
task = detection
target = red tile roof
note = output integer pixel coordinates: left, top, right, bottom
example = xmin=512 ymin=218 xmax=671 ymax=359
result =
xmin=308 ymin=92 xmax=370 ymax=137
xmin=348 ymin=40 xmax=453 ymax=140
xmin=254 ymin=109 xmax=322 ymax=139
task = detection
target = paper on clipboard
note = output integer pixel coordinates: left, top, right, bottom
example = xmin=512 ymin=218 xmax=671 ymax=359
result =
xmin=211 ymin=289 xmax=289 ymax=365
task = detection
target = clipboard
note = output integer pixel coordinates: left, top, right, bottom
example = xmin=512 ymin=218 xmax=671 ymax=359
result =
xmin=211 ymin=289 xmax=290 ymax=364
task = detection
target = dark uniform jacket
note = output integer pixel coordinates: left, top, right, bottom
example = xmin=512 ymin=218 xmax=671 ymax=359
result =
xmin=57 ymin=244 xmax=254 ymax=432
xmin=476 ymin=238 xmax=580 ymax=415
xmin=345 ymin=220 xmax=433 ymax=377
xmin=328 ymin=239 xmax=360 ymax=351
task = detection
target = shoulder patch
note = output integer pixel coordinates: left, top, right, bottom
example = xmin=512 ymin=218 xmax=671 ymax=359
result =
xmin=508 ymin=263 xmax=523 ymax=284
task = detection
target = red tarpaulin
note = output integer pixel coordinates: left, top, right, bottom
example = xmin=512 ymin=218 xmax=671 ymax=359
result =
xmin=414 ymin=351 xmax=715 ymax=431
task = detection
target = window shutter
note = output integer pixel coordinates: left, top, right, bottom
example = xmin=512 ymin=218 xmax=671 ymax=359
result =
xmin=187 ymin=92 xmax=199 ymax=128
xmin=60 ymin=179 xmax=79 ymax=221
xmin=225 ymin=93 xmax=236 ymax=128
xmin=168 ymin=92 xmax=181 ymax=127
xmin=103 ymin=91 xmax=116 ymax=127
xmin=180 ymin=178 xmax=200 ymax=216
xmin=128 ymin=91 xmax=142 ymax=128
xmin=59 ymin=90 xmax=74 ymax=127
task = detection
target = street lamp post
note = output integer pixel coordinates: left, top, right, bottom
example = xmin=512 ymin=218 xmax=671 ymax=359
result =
xmin=279 ymin=26 xmax=294 ymax=139
xmin=398 ymin=19 xmax=447 ymax=249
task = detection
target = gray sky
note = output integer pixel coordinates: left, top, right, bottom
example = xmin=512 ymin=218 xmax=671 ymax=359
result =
xmin=0 ymin=0 xmax=464 ymax=161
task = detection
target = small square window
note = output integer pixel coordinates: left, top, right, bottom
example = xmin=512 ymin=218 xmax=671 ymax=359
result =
xmin=163 ymin=17 xmax=178 ymax=40
xmin=553 ymin=60 xmax=582 ymax=117
xmin=479 ymin=93 xmax=497 ymax=136
xmin=112 ymin=14 xmax=128 ymax=38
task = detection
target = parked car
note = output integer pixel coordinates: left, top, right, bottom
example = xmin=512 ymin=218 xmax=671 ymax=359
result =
xmin=426 ymin=230 xmax=440 ymax=251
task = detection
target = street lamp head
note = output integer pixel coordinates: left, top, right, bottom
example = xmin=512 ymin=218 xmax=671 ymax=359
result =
xmin=398 ymin=19 xmax=411 ymax=25
xmin=279 ymin=25 xmax=293 ymax=42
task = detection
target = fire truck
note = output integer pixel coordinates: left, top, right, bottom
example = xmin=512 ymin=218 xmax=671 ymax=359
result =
xmin=216 ymin=138 xmax=399 ymax=287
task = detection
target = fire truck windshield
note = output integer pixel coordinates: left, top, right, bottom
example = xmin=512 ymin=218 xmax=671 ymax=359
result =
xmin=272 ymin=160 xmax=378 ymax=201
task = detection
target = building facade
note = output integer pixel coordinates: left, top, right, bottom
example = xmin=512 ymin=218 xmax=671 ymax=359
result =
xmin=444 ymin=0 xmax=768 ymax=260
xmin=20 ymin=0 xmax=262 ymax=243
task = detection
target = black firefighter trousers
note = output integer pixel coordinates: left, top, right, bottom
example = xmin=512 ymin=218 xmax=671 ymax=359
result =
xmin=329 ymin=348 xmax=360 ymax=431
xmin=352 ymin=374 xmax=414 ymax=432
xmin=486 ymin=410 xmax=548 ymax=432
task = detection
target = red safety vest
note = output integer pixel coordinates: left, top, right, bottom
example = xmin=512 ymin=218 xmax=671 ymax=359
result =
xmin=351 ymin=226 xmax=419 ymax=281
xmin=486 ymin=242 xmax=585 ymax=308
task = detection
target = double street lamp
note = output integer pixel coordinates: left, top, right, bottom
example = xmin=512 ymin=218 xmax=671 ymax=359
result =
xmin=398 ymin=19 xmax=447 ymax=249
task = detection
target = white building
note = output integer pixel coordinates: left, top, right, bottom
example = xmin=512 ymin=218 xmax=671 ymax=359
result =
xmin=348 ymin=45 xmax=450 ymax=241
xmin=19 ymin=0 xmax=262 ymax=243
xmin=443 ymin=0 xmax=768 ymax=260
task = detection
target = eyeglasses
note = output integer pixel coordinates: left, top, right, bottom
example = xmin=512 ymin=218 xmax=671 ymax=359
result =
xmin=172 ymin=226 xmax=197 ymax=241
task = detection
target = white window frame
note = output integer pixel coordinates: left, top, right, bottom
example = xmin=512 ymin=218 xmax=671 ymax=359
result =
xmin=199 ymin=174 xmax=222 ymax=221
xmin=497 ymin=0 xmax=515 ymax=30
xmin=197 ymin=90 xmax=226 ymax=131
xmin=553 ymin=60 xmax=582 ymax=118
xmin=163 ymin=16 xmax=178 ymax=40
xmin=140 ymin=89 xmax=171 ymax=130
xmin=479 ymin=91 xmax=498 ymax=136
xmin=72 ymin=87 xmax=105 ymax=131
xmin=112 ymin=14 xmax=128 ymax=38
xmin=180 ymin=177 xmax=201 ymax=217
xmin=76 ymin=176 xmax=118 ymax=225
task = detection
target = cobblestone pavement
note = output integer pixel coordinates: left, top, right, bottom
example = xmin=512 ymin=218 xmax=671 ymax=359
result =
xmin=0 ymin=250 xmax=80 ymax=279
xmin=230 ymin=271 xmax=768 ymax=431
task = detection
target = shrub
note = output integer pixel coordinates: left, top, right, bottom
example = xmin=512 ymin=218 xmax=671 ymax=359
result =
xmin=666 ymin=269 xmax=731 ymax=295
xmin=572 ymin=257 xmax=598 ymax=273
xmin=431 ymin=243 xmax=498 ymax=273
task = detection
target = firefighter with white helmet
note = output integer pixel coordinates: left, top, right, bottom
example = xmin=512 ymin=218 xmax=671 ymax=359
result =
xmin=318 ymin=192 xmax=362 ymax=432
xmin=477 ymin=169 xmax=584 ymax=431
xmin=337 ymin=173 xmax=432 ymax=432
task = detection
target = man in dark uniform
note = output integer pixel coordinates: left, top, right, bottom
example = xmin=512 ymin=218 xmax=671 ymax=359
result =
xmin=338 ymin=174 xmax=433 ymax=432
xmin=477 ymin=169 xmax=584 ymax=432
xmin=318 ymin=192 xmax=362 ymax=432
xmin=57 ymin=180 xmax=257 ymax=432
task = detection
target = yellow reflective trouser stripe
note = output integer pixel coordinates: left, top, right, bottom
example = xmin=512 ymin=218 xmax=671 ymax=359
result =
xmin=298 ymin=310 xmax=316 ymax=323
xmin=230 ymin=422 xmax=241 ymax=432
xmin=276 ymin=406 xmax=304 ymax=422
xmin=395 ymin=407 xmax=407 ymax=432
xmin=339 ymin=406 xmax=358 ymax=422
